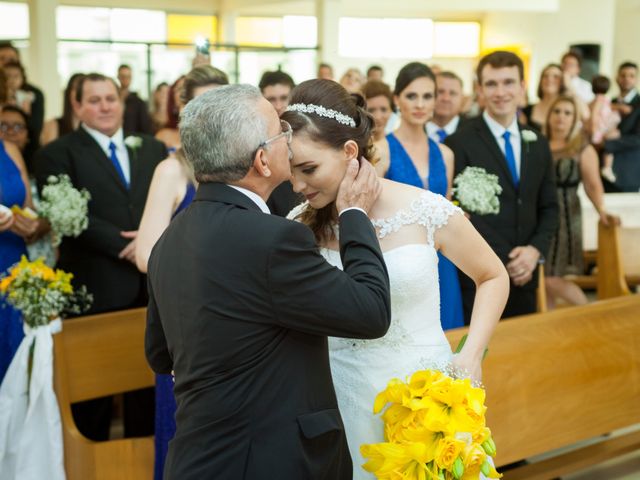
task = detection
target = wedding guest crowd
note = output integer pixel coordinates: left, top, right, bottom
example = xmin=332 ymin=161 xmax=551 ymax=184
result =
xmin=1 ymin=38 xmax=639 ymax=478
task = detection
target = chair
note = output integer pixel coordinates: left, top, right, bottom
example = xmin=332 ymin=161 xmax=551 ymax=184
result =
xmin=53 ymin=308 xmax=155 ymax=480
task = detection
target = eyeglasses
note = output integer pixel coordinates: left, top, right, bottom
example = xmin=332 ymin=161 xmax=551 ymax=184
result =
xmin=0 ymin=122 xmax=27 ymax=134
xmin=258 ymin=120 xmax=292 ymax=149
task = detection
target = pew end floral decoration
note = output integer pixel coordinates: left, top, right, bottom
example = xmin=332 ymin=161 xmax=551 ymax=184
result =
xmin=0 ymin=256 xmax=91 ymax=479
xmin=0 ymin=256 xmax=92 ymax=328
xmin=361 ymin=369 xmax=501 ymax=480
xmin=38 ymin=174 xmax=91 ymax=247
xmin=452 ymin=167 xmax=502 ymax=216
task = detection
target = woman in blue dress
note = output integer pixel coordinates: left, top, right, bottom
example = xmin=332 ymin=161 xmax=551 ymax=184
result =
xmin=0 ymin=139 xmax=42 ymax=380
xmin=375 ymin=62 xmax=464 ymax=330
xmin=135 ymin=65 xmax=228 ymax=480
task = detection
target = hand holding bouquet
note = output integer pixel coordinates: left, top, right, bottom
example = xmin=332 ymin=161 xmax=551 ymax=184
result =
xmin=452 ymin=167 xmax=502 ymax=216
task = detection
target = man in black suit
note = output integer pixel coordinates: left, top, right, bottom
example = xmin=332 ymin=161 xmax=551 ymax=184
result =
xmin=446 ymin=51 xmax=558 ymax=321
xmin=35 ymin=73 xmax=166 ymax=440
xmin=427 ymin=71 xmax=467 ymax=143
xmin=145 ymin=84 xmax=391 ymax=479
xmin=604 ymin=61 xmax=640 ymax=192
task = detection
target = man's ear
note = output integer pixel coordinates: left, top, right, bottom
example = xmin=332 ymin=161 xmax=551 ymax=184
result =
xmin=253 ymin=148 xmax=272 ymax=178
xmin=343 ymin=140 xmax=359 ymax=162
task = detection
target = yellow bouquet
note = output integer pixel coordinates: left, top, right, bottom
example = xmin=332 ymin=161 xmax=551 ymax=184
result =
xmin=361 ymin=369 xmax=501 ymax=480
xmin=0 ymin=255 xmax=91 ymax=328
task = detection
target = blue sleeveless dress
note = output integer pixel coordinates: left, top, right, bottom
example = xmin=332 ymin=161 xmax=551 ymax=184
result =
xmin=154 ymin=182 xmax=196 ymax=480
xmin=385 ymin=134 xmax=464 ymax=330
xmin=0 ymin=141 xmax=27 ymax=381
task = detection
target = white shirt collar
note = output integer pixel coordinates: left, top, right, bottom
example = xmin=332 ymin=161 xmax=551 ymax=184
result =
xmin=228 ymin=185 xmax=271 ymax=214
xmin=483 ymin=110 xmax=519 ymax=140
xmin=427 ymin=116 xmax=460 ymax=138
xmin=82 ymin=124 xmax=124 ymax=152
xmin=623 ymin=88 xmax=638 ymax=104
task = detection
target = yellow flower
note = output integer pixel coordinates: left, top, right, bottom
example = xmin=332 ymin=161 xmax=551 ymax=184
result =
xmin=408 ymin=370 xmax=446 ymax=398
xmin=434 ymin=436 xmax=466 ymax=470
xmin=361 ymin=442 xmax=435 ymax=480
xmin=374 ymin=378 xmax=411 ymax=414
xmin=459 ymin=443 xmax=487 ymax=480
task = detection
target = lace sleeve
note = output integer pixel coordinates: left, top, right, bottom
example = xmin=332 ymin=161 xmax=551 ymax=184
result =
xmin=285 ymin=201 xmax=309 ymax=222
xmin=372 ymin=191 xmax=462 ymax=246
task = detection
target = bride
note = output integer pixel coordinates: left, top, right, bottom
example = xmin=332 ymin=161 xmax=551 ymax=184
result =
xmin=283 ymin=79 xmax=509 ymax=478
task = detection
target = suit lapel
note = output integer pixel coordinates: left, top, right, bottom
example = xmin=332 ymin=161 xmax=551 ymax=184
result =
xmin=518 ymin=125 xmax=531 ymax=192
xmin=77 ymin=128 xmax=128 ymax=195
xmin=475 ymin=119 xmax=516 ymax=191
xmin=127 ymin=144 xmax=139 ymax=192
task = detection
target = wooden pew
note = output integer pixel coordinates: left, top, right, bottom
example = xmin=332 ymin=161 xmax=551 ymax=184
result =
xmin=446 ymin=295 xmax=640 ymax=480
xmin=596 ymin=221 xmax=640 ymax=299
xmin=53 ymin=308 xmax=155 ymax=480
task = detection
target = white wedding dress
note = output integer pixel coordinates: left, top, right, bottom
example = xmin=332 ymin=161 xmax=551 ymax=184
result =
xmin=289 ymin=191 xmax=463 ymax=479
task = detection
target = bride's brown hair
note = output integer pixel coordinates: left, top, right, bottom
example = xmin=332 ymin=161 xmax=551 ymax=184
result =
xmin=281 ymin=79 xmax=375 ymax=244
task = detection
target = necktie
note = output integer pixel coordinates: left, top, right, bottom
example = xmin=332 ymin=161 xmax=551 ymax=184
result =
xmin=502 ymin=131 xmax=519 ymax=187
xmin=108 ymin=141 xmax=129 ymax=189
xmin=436 ymin=128 xmax=447 ymax=143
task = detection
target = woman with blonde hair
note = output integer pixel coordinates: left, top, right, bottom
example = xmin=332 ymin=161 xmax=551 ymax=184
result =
xmin=340 ymin=67 xmax=365 ymax=94
xmin=135 ymin=64 xmax=228 ymax=480
xmin=544 ymin=95 xmax=615 ymax=308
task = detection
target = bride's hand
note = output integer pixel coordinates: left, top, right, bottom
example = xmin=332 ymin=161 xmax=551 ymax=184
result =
xmin=451 ymin=351 xmax=482 ymax=384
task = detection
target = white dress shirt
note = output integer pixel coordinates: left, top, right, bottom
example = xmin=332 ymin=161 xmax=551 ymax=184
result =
xmin=483 ymin=110 xmax=522 ymax=177
xmin=82 ymin=124 xmax=131 ymax=184
xmin=622 ymin=88 xmax=638 ymax=104
xmin=426 ymin=116 xmax=460 ymax=143
xmin=228 ymin=185 xmax=271 ymax=214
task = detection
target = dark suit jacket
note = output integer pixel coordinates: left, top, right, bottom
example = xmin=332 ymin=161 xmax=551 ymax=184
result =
xmin=123 ymin=92 xmax=154 ymax=135
xmin=266 ymin=180 xmax=303 ymax=217
xmin=605 ymin=93 xmax=640 ymax=191
xmin=34 ymin=127 xmax=165 ymax=313
xmin=445 ymin=117 xmax=558 ymax=314
xmin=145 ymin=183 xmax=391 ymax=480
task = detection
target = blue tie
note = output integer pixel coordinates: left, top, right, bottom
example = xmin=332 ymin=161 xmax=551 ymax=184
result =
xmin=436 ymin=128 xmax=447 ymax=143
xmin=108 ymin=141 xmax=129 ymax=189
xmin=502 ymin=131 xmax=519 ymax=187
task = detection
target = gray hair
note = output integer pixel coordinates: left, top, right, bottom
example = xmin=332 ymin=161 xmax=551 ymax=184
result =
xmin=180 ymin=84 xmax=268 ymax=183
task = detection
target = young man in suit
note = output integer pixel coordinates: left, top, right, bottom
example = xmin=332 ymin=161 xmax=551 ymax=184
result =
xmin=145 ymin=84 xmax=391 ymax=479
xmin=604 ymin=61 xmax=640 ymax=192
xmin=427 ymin=71 xmax=466 ymax=143
xmin=35 ymin=73 xmax=166 ymax=441
xmin=446 ymin=51 xmax=558 ymax=321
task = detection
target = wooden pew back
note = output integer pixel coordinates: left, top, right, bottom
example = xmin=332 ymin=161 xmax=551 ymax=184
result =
xmin=53 ymin=308 xmax=155 ymax=480
xmin=446 ymin=295 xmax=640 ymax=476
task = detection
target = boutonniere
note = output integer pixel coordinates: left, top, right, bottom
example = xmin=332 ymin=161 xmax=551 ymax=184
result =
xmin=521 ymin=129 xmax=537 ymax=153
xmin=124 ymin=135 xmax=143 ymax=150
xmin=521 ymin=130 xmax=537 ymax=142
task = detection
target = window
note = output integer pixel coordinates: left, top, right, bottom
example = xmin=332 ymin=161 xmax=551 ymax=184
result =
xmin=166 ymin=14 xmax=217 ymax=45
xmin=0 ymin=2 xmax=29 ymax=39
xmin=235 ymin=16 xmax=317 ymax=47
xmin=338 ymin=17 xmax=433 ymax=58
xmin=433 ymin=22 xmax=480 ymax=57
xmin=56 ymin=6 xmax=167 ymax=42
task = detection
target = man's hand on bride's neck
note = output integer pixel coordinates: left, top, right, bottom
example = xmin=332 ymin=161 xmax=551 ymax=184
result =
xmin=335 ymin=158 xmax=382 ymax=214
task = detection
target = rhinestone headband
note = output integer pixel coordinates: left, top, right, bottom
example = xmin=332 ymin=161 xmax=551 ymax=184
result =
xmin=286 ymin=103 xmax=356 ymax=128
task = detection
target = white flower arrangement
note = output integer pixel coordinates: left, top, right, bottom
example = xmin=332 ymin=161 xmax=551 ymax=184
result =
xmin=38 ymin=175 xmax=91 ymax=247
xmin=124 ymin=135 xmax=143 ymax=149
xmin=452 ymin=166 xmax=503 ymax=215
xmin=521 ymin=130 xmax=537 ymax=142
